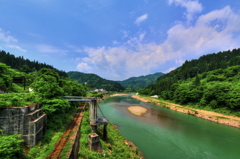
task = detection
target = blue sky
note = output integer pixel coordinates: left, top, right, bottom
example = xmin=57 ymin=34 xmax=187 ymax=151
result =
xmin=1 ymin=0 xmax=240 ymax=80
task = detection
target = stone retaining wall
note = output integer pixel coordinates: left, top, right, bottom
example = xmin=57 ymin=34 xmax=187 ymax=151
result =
xmin=0 ymin=104 xmax=47 ymax=146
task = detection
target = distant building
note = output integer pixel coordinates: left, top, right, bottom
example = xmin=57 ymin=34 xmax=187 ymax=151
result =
xmin=87 ymin=89 xmax=107 ymax=93
xmin=94 ymin=89 xmax=105 ymax=92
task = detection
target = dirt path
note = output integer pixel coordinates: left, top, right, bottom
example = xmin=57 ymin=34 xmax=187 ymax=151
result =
xmin=132 ymin=95 xmax=240 ymax=129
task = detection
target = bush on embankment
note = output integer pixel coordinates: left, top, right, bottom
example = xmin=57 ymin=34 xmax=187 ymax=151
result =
xmin=28 ymin=106 xmax=78 ymax=159
xmin=27 ymin=68 xmax=87 ymax=158
xmin=79 ymin=111 xmax=141 ymax=159
xmin=140 ymin=65 xmax=240 ymax=117
xmin=0 ymin=134 xmax=28 ymax=159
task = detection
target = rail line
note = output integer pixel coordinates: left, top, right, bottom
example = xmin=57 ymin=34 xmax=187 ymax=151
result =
xmin=48 ymin=101 xmax=86 ymax=159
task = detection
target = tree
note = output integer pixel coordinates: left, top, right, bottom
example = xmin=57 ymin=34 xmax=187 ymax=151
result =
xmin=0 ymin=63 xmax=12 ymax=92
xmin=193 ymin=75 xmax=200 ymax=86
xmin=0 ymin=134 xmax=27 ymax=159
xmin=31 ymin=74 xmax=64 ymax=99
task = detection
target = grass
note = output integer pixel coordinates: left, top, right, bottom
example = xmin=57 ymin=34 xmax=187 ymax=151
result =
xmin=215 ymin=116 xmax=229 ymax=119
xmin=78 ymin=111 xmax=141 ymax=159
xmin=60 ymin=139 xmax=73 ymax=159
xmin=27 ymin=107 xmax=78 ymax=159
xmin=137 ymin=94 xmax=240 ymax=118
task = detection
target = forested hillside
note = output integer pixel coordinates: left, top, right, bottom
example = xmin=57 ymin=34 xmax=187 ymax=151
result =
xmin=116 ymin=72 xmax=164 ymax=91
xmin=0 ymin=50 xmax=68 ymax=77
xmin=0 ymin=63 xmax=87 ymax=158
xmin=67 ymin=71 xmax=125 ymax=91
xmin=139 ymin=48 xmax=240 ymax=115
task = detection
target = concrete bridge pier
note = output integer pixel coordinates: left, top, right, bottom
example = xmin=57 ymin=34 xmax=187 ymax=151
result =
xmin=90 ymin=99 xmax=97 ymax=133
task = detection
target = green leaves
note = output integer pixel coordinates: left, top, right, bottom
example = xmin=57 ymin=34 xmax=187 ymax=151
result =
xmin=140 ymin=63 xmax=240 ymax=113
xmin=31 ymin=74 xmax=64 ymax=99
xmin=0 ymin=134 xmax=24 ymax=159
xmin=79 ymin=111 xmax=141 ymax=159
xmin=0 ymin=93 xmax=41 ymax=108
xmin=41 ymin=98 xmax=70 ymax=115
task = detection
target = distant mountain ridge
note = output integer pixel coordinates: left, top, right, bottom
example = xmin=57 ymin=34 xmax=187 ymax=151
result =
xmin=116 ymin=72 xmax=165 ymax=91
xmin=67 ymin=71 xmax=125 ymax=91
xmin=140 ymin=48 xmax=240 ymax=96
xmin=139 ymin=48 xmax=240 ymax=114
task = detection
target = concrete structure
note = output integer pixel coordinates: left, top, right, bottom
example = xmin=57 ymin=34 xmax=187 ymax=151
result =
xmin=63 ymin=96 xmax=108 ymax=153
xmin=0 ymin=104 xmax=47 ymax=146
xmin=90 ymin=99 xmax=98 ymax=132
xmin=88 ymin=133 xmax=102 ymax=153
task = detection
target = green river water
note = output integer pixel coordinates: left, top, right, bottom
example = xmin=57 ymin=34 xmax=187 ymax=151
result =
xmin=98 ymin=95 xmax=240 ymax=159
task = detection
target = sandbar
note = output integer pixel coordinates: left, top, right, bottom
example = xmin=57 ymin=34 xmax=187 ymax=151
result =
xmin=127 ymin=106 xmax=148 ymax=116
xmin=110 ymin=94 xmax=128 ymax=97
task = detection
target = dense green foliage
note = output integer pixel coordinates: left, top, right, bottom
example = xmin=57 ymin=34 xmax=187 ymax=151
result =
xmin=0 ymin=63 xmax=27 ymax=92
xmin=27 ymin=68 xmax=87 ymax=158
xmin=116 ymin=72 xmax=164 ymax=91
xmin=0 ymin=50 xmax=67 ymax=77
xmin=28 ymin=106 xmax=78 ymax=159
xmin=0 ymin=62 xmax=87 ymax=158
xmin=67 ymin=71 xmax=125 ymax=91
xmin=79 ymin=111 xmax=141 ymax=159
xmin=0 ymin=64 xmax=86 ymax=112
xmin=29 ymin=68 xmax=86 ymax=129
xmin=140 ymin=48 xmax=240 ymax=115
xmin=0 ymin=134 xmax=27 ymax=159
xmin=0 ymin=93 xmax=41 ymax=108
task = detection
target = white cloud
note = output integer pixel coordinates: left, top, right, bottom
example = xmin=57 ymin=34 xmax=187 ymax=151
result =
xmin=164 ymin=5 xmax=240 ymax=56
xmin=6 ymin=45 xmax=27 ymax=52
xmin=164 ymin=67 xmax=176 ymax=73
xmin=139 ymin=32 xmax=146 ymax=41
xmin=0 ymin=28 xmax=27 ymax=52
xmin=37 ymin=44 xmax=68 ymax=54
xmin=112 ymin=40 xmax=119 ymax=45
xmin=77 ymin=39 xmax=169 ymax=80
xmin=0 ymin=29 xmax=18 ymax=43
xmin=120 ymin=30 xmax=129 ymax=39
xmin=76 ymin=6 xmax=240 ymax=80
xmin=77 ymin=62 xmax=92 ymax=72
xmin=66 ymin=44 xmax=83 ymax=52
xmin=168 ymin=0 xmax=203 ymax=23
xmin=134 ymin=14 xmax=148 ymax=24
xmin=28 ymin=32 xmax=43 ymax=39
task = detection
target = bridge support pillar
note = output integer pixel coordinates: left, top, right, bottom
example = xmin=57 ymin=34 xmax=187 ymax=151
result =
xmin=90 ymin=99 xmax=97 ymax=132
xmin=88 ymin=133 xmax=102 ymax=153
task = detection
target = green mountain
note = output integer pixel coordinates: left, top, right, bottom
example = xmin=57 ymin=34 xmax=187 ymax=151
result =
xmin=67 ymin=71 xmax=125 ymax=91
xmin=116 ymin=72 xmax=164 ymax=91
xmin=139 ymin=48 xmax=240 ymax=114
xmin=0 ymin=50 xmax=68 ymax=77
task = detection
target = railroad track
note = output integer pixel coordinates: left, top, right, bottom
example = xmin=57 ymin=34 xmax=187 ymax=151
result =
xmin=48 ymin=101 xmax=86 ymax=159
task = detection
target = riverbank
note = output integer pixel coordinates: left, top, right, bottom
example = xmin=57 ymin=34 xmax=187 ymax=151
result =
xmin=132 ymin=95 xmax=240 ymax=129
xmin=79 ymin=111 xmax=143 ymax=158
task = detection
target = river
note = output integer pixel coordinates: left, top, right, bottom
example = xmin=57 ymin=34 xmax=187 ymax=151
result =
xmin=98 ymin=95 xmax=240 ymax=159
